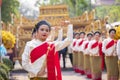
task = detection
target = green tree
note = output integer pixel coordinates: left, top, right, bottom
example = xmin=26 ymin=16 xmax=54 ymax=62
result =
xmin=49 ymin=0 xmax=61 ymax=5
xmin=96 ymin=5 xmax=120 ymax=22
xmin=1 ymin=0 xmax=19 ymax=23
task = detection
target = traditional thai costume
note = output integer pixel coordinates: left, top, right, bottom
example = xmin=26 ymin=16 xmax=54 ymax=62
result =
xmin=71 ymin=38 xmax=79 ymax=73
xmin=77 ymin=38 xmax=85 ymax=75
xmin=102 ymin=38 xmax=118 ymax=80
xmin=82 ymin=40 xmax=92 ymax=78
xmin=22 ymin=24 xmax=73 ymax=80
xmin=88 ymin=40 xmax=103 ymax=80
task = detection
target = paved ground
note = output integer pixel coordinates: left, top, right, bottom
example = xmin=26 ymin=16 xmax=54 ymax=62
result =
xmin=10 ymin=55 xmax=107 ymax=80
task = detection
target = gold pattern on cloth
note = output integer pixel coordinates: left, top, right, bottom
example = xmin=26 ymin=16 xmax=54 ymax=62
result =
xmin=90 ymin=56 xmax=102 ymax=79
xmin=78 ymin=51 xmax=84 ymax=70
xmin=105 ymin=56 xmax=119 ymax=80
xmin=84 ymin=54 xmax=91 ymax=72
xmin=73 ymin=51 xmax=78 ymax=67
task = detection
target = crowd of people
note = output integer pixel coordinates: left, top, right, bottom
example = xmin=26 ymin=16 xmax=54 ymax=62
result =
xmin=71 ymin=28 xmax=120 ymax=80
xmin=21 ymin=20 xmax=120 ymax=80
xmin=0 ymin=19 xmax=120 ymax=80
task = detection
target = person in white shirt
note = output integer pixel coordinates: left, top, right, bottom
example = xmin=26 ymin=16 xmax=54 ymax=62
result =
xmin=117 ymin=39 xmax=120 ymax=80
xmin=71 ymin=33 xmax=80 ymax=73
xmin=82 ymin=33 xmax=93 ymax=79
xmin=22 ymin=20 xmax=73 ymax=80
xmin=88 ymin=31 xmax=103 ymax=80
xmin=77 ymin=32 xmax=86 ymax=75
xmin=102 ymin=28 xmax=118 ymax=80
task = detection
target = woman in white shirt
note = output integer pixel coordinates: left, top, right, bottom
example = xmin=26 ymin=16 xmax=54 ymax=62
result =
xmin=88 ymin=31 xmax=103 ymax=80
xmin=102 ymin=29 xmax=118 ymax=80
xmin=22 ymin=20 xmax=73 ymax=80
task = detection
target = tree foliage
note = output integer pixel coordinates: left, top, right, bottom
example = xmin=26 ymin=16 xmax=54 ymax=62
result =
xmin=1 ymin=0 xmax=19 ymax=23
xmin=96 ymin=5 xmax=120 ymax=22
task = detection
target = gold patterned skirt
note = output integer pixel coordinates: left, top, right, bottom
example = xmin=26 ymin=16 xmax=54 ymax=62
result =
xmin=30 ymin=77 xmax=47 ymax=80
xmin=105 ymin=56 xmax=118 ymax=80
xmin=84 ymin=54 xmax=91 ymax=78
xmin=84 ymin=54 xmax=90 ymax=71
xmin=73 ymin=51 xmax=78 ymax=68
xmin=73 ymin=51 xmax=79 ymax=72
xmin=78 ymin=51 xmax=84 ymax=74
xmin=90 ymin=56 xmax=102 ymax=80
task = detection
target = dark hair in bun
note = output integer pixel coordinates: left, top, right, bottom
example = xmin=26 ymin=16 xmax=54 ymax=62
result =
xmin=87 ymin=33 xmax=93 ymax=37
xmin=80 ymin=32 xmax=86 ymax=35
xmin=35 ymin=20 xmax=51 ymax=31
xmin=32 ymin=27 xmax=36 ymax=35
xmin=94 ymin=31 xmax=101 ymax=35
xmin=109 ymin=28 xmax=116 ymax=34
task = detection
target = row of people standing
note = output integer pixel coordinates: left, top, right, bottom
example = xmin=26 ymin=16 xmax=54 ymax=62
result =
xmin=71 ymin=29 xmax=120 ymax=80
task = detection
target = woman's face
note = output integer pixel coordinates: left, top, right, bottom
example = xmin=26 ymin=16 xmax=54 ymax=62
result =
xmin=74 ymin=34 xmax=80 ymax=39
xmin=80 ymin=34 xmax=85 ymax=39
xmin=87 ymin=35 xmax=93 ymax=40
xmin=109 ymin=31 xmax=116 ymax=38
xmin=37 ymin=25 xmax=50 ymax=41
xmin=94 ymin=33 xmax=101 ymax=41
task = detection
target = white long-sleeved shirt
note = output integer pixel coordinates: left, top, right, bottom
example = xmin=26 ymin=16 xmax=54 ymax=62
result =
xmin=77 ymin=39 xmax=85 ymax=52
xmin=102 ymin=37 xmax=116 ymax=56
xmin=22 ymin=24 xmax=73 ymax=78
xmin=88 ymin=40 xmax=99 ymax=55
xmin=71 ymin=39 xmax=79 ymax=51
xmin=117 ymin=40 xmax=120 ymax=59
xmin=56 ymin=29 xmax=63 ymax=41
xmin=82 ymin=40 xmax=90 ymax=54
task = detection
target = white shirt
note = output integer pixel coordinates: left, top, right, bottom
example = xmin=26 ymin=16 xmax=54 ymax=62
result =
xmin=22 ymin=24 xmax=73 ymax=78
xmin=88 ymin=40 xmax=99 ymax=55
xmin=71 ymin=39 xmax=79 ymax=51
xmin=77 ymin=39 xmax=85 ymax=52
xmin=82 ymin=40 xmax=89 ymax=54
xmin=117 ymin=40 xmax=120 ymax=59
xmin=102 ymin=37 xmax=116 ymax=56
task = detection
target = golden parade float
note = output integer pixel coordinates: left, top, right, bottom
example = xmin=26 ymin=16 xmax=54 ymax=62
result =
xmin=2 ymin=4 xmax=112 ymax=62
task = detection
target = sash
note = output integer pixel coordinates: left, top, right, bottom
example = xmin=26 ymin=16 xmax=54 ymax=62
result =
xmin=30 ymin=42 xmax=62 ymax=80
xmin=84 ymin=42 xmax=88 ymax=49
xmin=78 ymin=40 xmax=84 ymax=46
xmin=106 ymin=40 xmax=114 ymax=49
xmin=99 ymin=42 xmax=104 ymax=70
xmin=91 ymin=41 xmax=98 ymax=49
xmin=73 ymin=41 xmax=76 ymax=47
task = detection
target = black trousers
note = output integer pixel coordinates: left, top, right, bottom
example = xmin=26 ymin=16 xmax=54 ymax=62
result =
xmin=68 ymin=53 xmax=73 ymax=65
xmin=59 ymin=52 xmax=67 ymax=68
